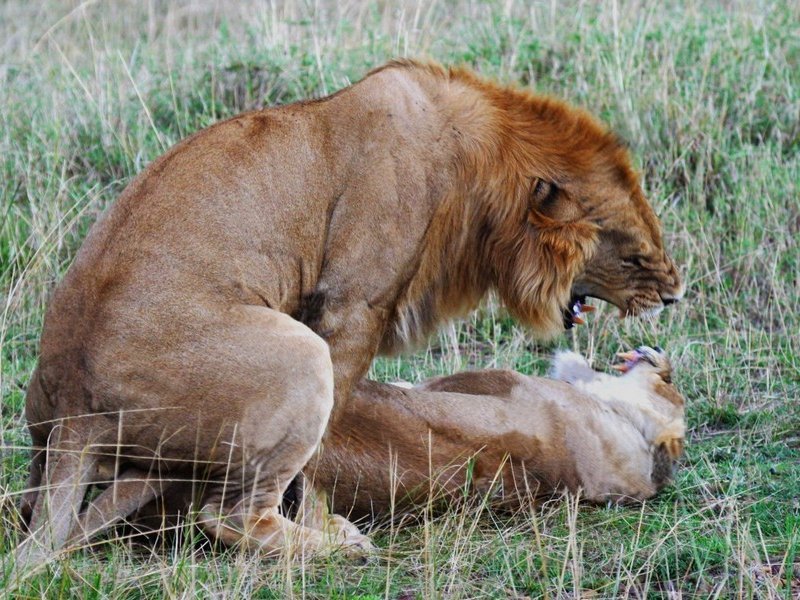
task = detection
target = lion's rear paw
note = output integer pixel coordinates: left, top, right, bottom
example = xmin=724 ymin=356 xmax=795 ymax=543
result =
xmin=325 ymin=514 xmax=375 ymax=558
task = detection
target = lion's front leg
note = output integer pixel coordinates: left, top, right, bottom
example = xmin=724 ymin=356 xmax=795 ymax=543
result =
xmin=306 ymin=297 xmax=391 ymax=420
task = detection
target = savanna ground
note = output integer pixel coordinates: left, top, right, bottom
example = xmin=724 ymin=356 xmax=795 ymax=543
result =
xmin=1 ymin=0 xmax=798 ymax=597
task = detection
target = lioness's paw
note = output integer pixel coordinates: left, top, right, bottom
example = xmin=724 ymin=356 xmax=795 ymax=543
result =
xmin=664 ymin=437 xmax=684 ymax=459
xmin=550 ymin=351 xmax=595 ymax=384
xmin=655 ymin=423 xmax=685 ymax=459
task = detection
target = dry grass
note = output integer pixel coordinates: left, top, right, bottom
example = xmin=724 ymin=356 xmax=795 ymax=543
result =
xmin=1 ymin=0 xmax=798 ymax=597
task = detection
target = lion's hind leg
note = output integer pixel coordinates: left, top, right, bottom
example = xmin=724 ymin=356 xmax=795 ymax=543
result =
xmin=190 ymin=306 xmax=371 ymax=558
xmin=198 ymin=487 xmax=372 ymax=558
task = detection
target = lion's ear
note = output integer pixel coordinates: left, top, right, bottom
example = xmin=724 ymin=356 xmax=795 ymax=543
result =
xmin=529 ymin=178 xmax=583 ymax=223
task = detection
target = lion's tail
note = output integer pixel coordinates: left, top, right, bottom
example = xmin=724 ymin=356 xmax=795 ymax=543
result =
xmin=13 ymin=418 xmax=97 ymax=572
xmin=12 ymin=419 xmax=169 ymax=585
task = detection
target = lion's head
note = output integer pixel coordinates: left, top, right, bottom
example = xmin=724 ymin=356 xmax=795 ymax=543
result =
xmin=568 ymin=189 xmax=684 ymax=320
xmin=455 ymin=76 xmax=684 ymax=338
xmin=379 ymin=61 xmax=683 ymax=349
xmin=498 ymin=163 xmax=685 ymax=336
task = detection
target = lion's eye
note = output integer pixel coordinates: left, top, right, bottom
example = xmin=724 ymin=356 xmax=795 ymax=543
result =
xmin=623 ymin=256 xmax=645 ymax=268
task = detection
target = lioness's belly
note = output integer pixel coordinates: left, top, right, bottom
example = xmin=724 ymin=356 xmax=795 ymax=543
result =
xmin=309 ymin=380 xmax=582 ymax=517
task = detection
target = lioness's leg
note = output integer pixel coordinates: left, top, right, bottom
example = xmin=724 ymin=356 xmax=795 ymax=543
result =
xmin=192 ymin=306 xmax=369 ymax=556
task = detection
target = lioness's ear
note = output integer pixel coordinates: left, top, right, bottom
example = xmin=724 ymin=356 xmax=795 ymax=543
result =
xmin=529 ymin=178 xmax=583 ymax=223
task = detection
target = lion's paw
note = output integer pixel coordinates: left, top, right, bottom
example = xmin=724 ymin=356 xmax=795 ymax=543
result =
xmin=325 ymin=514 xmax=375 ymax=558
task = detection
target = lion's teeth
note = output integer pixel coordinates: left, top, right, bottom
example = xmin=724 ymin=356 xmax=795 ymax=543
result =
xmin=570 ymin=300 xmax=592 ymax=325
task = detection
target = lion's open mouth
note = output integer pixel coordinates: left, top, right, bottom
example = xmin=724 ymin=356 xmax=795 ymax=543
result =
xmin=611 ymin=349 xmax=643 ymax=372
xmin=564 ymin=292 xmax=666 ymax=328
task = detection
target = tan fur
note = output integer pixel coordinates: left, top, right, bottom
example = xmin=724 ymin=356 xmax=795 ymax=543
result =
xmin=306 ymin=350 xmax=686 ymax=518
xmin=19 ymin=60 xmax=682 ymax=564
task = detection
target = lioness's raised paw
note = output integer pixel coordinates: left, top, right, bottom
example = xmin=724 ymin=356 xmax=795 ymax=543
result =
xmin=655 ymin=424 xmax=685 ymax=460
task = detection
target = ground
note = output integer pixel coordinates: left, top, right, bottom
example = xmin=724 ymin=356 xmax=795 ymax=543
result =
xmin=1 ymin=1 xmax=798 ymax=597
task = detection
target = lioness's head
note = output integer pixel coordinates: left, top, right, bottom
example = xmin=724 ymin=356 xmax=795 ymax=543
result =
xmin=614 ymin=345 xmax=684 ymax=414
xmin=614 ymin=345 xmax=686 ymax=470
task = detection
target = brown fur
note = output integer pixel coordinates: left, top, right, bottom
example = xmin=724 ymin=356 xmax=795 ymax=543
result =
xmin=68 ymin=353 xmax=686 ymax=536
xmin=306 ymin=349 xmax=686 ymax=519
xmin=18 ymin=60 xmax=683 ymax=565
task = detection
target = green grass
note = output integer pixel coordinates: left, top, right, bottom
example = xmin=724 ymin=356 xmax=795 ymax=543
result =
xmin=1 ymin=0 xmax=798 ymax=597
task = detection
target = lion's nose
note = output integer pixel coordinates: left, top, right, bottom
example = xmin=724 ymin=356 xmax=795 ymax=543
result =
xmin=661 ymin=284 xmax=684 ymax=305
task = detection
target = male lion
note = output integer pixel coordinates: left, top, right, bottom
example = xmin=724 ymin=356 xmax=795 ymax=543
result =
xmin=18 ymin=60 xmax=683 ymax=563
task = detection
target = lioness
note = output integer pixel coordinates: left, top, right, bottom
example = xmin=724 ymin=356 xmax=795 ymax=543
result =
xmin=19 ymin=60 xmax=683 ymax=562
xmin=304 ymin=346 xmax=685 ymax=519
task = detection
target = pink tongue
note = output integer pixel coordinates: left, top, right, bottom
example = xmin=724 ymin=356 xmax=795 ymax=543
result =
xmin=612 ymin=350 xmax=642 ymax=372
